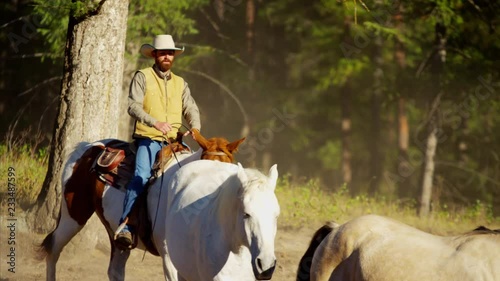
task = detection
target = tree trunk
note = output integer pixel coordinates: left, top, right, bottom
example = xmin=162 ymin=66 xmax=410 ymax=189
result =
xmin=419 ymin=124 xmax=437 ymax=217
xmin=341 ymin=82 xmax=352 ymax=186
xmin=214 ymin=0 xmax=225 ymax=21
xmin=419 ymin=22 xmax=447 ymax=216
xmin=118 ymin=52 xmax=139 ymax=141
xmin=246 ymin=0 xmax=256 ymax=81
xmin=28 ymin=0 xmax=129 ymax=234
xmin=397 ymin=97 xmax=410 ymax=189
xmin=394 ymin=2 xmax=410 ymax=195
xmin=341 ymin=19 xmax=353 ymax=187
xmin=369 ymin=35 xmax=384 ymax=195
xmin=456 ymin=100 xmax=469 ymax=167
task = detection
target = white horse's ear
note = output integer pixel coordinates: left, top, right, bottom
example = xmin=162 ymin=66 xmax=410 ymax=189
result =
xmin=268 ymin=164 xmax=278 ymax=189
xmin=237 ymin=162 xmax=248 ymax=184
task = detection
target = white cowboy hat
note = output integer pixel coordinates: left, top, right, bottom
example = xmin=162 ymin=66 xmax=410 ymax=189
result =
xmin=140 ymin=34 xmax=185 ymax=58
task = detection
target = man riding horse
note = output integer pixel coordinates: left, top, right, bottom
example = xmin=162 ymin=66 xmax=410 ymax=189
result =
xmin=115 ymin=34 xmax=201 ymax=248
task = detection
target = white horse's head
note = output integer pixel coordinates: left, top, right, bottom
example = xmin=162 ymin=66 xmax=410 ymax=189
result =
xmin=236 ymin=163 xmax=280 ymax=280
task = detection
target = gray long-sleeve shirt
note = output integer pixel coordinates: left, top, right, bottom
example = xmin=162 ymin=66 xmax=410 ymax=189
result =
xmin=127 ymin=64 xmax=201 ymax=131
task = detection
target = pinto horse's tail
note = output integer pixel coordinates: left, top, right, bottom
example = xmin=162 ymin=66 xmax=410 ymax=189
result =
xmin=296 ymin=221 xmax=338 ymax=281
xmin=38 ymin=141 xmax=105 ymax=281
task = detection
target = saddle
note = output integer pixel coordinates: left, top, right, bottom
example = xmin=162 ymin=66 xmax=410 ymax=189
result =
xmin=94 ymin=142 xmax=134 ymax=189
xmin=93 ymin=135 xmax=190 ymax=254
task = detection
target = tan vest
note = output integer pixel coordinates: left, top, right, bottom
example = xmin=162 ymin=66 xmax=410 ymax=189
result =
xmin=133 ymin=67 xmax=184 ymax=140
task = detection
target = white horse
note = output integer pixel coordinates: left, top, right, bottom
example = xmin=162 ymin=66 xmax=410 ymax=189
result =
xmin=164 ymin=160 xmax=280 ymax=281
xmin=40 ymin=129 xmax=245 ymax=281
xmin=298 ymin=214 xmax=500 ymax=281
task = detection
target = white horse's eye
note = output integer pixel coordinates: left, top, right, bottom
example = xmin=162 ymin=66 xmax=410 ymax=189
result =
xmin=243 ymin=213 xmax=251 ymax=219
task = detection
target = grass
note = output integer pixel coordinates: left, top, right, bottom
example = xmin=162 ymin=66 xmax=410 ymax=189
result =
xmin=1 ymin=142 xmax=498 ymax=235
xmin=276 ymin=174 xmax=499 ymax=235
xmin=0 ymin=143 xmax=48 ymax=209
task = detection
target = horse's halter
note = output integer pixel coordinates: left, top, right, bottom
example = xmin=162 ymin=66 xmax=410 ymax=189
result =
xmin=202 ymin=151 xmax=229 ymax=157
xmin=202 ymin=150 xmax=232 ymax=161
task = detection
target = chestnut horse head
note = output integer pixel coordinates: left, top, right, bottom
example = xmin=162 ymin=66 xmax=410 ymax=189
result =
xmin=154 ymin=129 xmax=245 ymax=166
xmin=191 ymin=129 xmax=245 ymax=163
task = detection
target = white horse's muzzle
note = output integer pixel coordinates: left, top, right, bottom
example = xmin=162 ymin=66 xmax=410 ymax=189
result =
xmin=253 ymin=257 xmax=277 ymax=280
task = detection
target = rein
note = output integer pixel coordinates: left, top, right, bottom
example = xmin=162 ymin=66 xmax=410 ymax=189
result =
xmin=160 ymin=122 xmax=192 ymax=168
xmin=145 ymin=133 xmax=182 ymax=261
xmin=162 ymin=136 xmax=182 ymax=168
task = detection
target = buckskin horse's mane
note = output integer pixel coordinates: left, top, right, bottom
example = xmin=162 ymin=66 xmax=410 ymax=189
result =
xmin=465 ymin=226 xmax=500 ymax=236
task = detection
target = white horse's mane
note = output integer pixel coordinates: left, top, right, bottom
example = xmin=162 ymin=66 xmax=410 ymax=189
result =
xmin=215 ymin=173 xmax=243 ymax=214
xmin=214 ymin=167 xmax=273 ymax=226
xmin=216 ymin=166 xmax=277 ymax=233
xmin=240 ymin=168 xmax=274 ymax=193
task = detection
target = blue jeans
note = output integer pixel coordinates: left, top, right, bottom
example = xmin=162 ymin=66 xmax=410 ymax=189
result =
xmin=120 ymin=138 xmax=162 ymax=230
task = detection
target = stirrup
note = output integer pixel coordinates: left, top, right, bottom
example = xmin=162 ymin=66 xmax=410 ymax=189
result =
xmin=114 ymin=232 xmax=133 ymax=250
xmin=114 ymin=218 xmax=128 ymax=240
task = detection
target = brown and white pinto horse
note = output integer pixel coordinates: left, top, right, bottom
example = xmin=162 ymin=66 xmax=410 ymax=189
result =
xmin=297 ymin=215 xmax=500 ymax=281
xmin=40 ymin=129 xmax=244 ymax=281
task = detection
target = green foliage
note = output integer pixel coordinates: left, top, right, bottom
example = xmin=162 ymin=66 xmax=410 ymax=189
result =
xmin=363 ymin=22 xmax=399 ymax=39
xmin=128 ymin=0 xmax=207 ymax=38
xmin=33 ymin=0 xmax=108 ymax=58
xmin=72 ymin=0 xmax=100 ymax=18
xmin=126 ymin=0 xmax=209 ymax=61
xmin=32 ymin=0 xmax=209 ymax=59
xmin=4 ymin=0 xmax=499 ymax=216
xmin=127 ymin=0 xmax=208 ymax=50
xmin=319 ymin=57 xmax=369 ymax=88
xmin=315 ymin=140 xmax=341 ymax=169
xmin=32 ymin=0 xmax=71 ymax=58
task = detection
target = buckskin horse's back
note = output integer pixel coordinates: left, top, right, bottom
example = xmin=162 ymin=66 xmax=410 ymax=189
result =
xmin=304 ymin=215 xmax=500 ymax=281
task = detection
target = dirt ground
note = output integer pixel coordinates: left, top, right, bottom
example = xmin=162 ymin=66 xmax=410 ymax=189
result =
xmin=0 ymin=215 xmax=316 ymax=281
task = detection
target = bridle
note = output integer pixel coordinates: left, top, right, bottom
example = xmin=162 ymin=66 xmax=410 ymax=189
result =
xmin=202 ymin=151 xmax=230 ymax=157
xmin=201 ymin=151 xmax=233 ymax=162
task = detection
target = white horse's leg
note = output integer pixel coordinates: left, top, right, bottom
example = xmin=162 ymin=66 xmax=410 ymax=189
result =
xmin=42 ymin=205 xmax=84 ymax=281
xmin=152 ymin=233 xmax=177 ymax=281
xmin=150 ymin=208 xmax=177 ymax=280
xmin=154 ymin=238 xmax=177 ymax=281
xmin=107 ymin=245 xmax=130 ymax=281
xmin=161 ymin=252 xmax=178 ymax=281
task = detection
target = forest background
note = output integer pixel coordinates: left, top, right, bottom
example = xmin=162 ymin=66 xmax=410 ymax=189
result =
xmin=1 ymin=0 xmax=499 ymax=218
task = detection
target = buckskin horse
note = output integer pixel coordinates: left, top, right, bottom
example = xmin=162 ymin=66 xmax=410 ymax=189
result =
xmin=297 ymin=214 xmax=500 ymax=281
xmin=40 ymin=129 xmax=245 ymax=281
xmin=165 ymin=160 xmax=280 ymax=281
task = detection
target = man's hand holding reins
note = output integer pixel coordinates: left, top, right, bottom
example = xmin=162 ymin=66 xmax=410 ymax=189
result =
xmin=154 ymin=121 xmax=172 ymax=135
